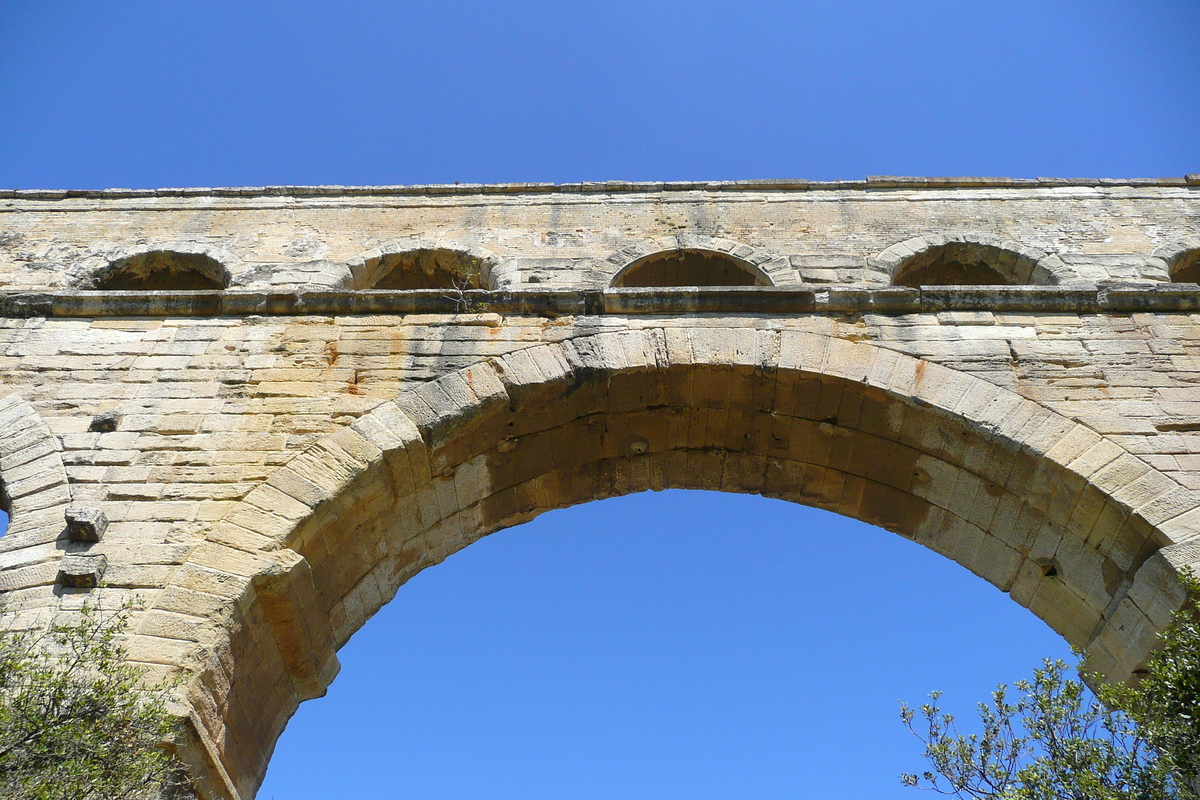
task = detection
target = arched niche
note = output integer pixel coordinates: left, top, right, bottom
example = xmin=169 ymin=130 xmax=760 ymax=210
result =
xmin=151 ymin=331 xmax=1197 ymax=799
xmin=611 ymin=249 xmax=770 ymax=288
xmin=90 ymin=250 xmax=229 ymax=290
xmin=875 ymin=235 xmax=1061 ymax=287
xmin=893 ymin=242 xmax=1030 ymax=286
xmin=350 ymin=247 xmax=499 ymax=290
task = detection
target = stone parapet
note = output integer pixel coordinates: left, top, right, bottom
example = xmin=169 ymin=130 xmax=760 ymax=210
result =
xmin=2 ymin=174 xmax=1199 ymax=200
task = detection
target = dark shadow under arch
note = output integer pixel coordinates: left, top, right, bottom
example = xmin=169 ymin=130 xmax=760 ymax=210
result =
xmin=91 ymin=250 xmax=229 ymax=290
xmin=611 ymin=249 xmax=770 ymax=287
xmin=893 ymin=242 xmax=1029 ymax=287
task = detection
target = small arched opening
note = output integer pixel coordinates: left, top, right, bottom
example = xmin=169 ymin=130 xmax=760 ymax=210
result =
xmin=90 ymin=250 xmax=229 ymax=290
xmin=611 ymin=249 xmax=770 ymax=288
xmin=364 ymin=249 xmax=493 ymax=290
xmin=0 ymin=476 xmax=9 ymax=537
xmin=1169 ymin=248 xmax=1200 ymax=284
xmin=892 ymin=242 xmax=1031 ymax=287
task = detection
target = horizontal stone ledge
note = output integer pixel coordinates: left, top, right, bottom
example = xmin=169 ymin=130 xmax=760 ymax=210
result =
xmin=1 ymin=176 xmax=1196 ymax=200
xmin=0 ymin=285 xmax=1198 ymax=318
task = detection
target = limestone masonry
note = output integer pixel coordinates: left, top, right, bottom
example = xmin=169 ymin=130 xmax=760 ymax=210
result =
xmin=1 ymin=177 xmax=1200 ymax=798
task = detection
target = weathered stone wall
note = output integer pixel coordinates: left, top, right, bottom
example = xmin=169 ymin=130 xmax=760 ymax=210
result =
xmin=3 ymin=179 xmax=1199 ymax=291
xmin=1 ymin=179 xmax=1199 ymax=799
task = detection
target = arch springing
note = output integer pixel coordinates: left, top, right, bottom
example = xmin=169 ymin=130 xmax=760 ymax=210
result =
xmin=610 ymin=249 xmax=769 ymax=288
xmin=90 ymin=250 xmax=229 ymax=290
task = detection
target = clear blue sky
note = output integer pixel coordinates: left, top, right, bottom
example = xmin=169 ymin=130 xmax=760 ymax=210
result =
xmin=0 ymin=1 xmax=1197 ymax=187
xmin=0 ymin=2 xmax=1197 ymax=799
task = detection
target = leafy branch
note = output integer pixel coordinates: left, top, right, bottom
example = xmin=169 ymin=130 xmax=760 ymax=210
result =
xmin=0 ymin=597 xmax=193 ymax=800
xmin=441 ymin=254 xmax=487 ymax=313
xmin=901 ymin=571 xmax=1200 ymax=800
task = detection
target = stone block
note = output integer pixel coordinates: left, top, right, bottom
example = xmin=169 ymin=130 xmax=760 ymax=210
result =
xmin=57 ymin=553 xmax=108 ymax=588
xmin=64 ymin=504 xmax=108 ymax=542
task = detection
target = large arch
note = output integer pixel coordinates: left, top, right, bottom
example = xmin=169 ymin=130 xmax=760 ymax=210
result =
xmin=146 ymin=330 xmax=1200 ymax=799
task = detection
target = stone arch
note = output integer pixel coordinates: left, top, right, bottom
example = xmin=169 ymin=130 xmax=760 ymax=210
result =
xmin=149 ymin=330 xmax=1200 ymax=798
xmin=871 ymin=234 xmax=1067 ymax=286
xmin=82 ymin=244 xmax=234 ymax=290
xmin=1152 ymin=238 xmax=1200 ymax=284
xmin=344 ymin=239 xmax=507 ymax=290
xmin=0 ymin=394 xmax=73 ymax=588
xmin=605 ymin=236 xmax=796 ymax=287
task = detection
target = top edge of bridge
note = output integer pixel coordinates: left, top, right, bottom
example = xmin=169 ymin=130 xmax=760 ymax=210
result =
xmin=2 ymin=176 xmax=1199 ymax=201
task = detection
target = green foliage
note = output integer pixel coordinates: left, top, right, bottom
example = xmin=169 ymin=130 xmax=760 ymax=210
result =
xmin=1102 ymin=571 xmax=1200 ymax=793
xmin=0 ymin=599 xmax=190 ymax=800
xmin=901 ymin=571 xmax=1200 ymax=800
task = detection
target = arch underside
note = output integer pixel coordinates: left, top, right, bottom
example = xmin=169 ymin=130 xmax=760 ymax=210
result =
xmin=179 ymin=332 xmax=1194 ymax=798
xmin=310 ymin=365 xmax=1163 ymax=657
xmin=0 ymin=394 xmax=72 ymax=556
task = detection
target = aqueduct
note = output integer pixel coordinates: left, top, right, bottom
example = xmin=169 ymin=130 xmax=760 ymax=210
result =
xmin=1 ymin=175 xmax=1199 ymax=797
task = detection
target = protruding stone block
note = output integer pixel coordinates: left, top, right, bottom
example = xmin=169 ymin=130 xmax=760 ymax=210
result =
xmin=65 ymin=505 xmax=108 ymax=542
xmin=58 ymin=553 xmax=108 ymax=588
